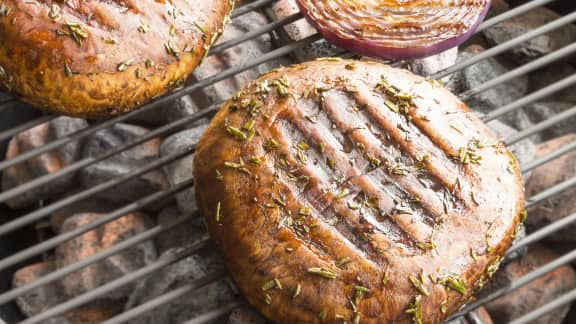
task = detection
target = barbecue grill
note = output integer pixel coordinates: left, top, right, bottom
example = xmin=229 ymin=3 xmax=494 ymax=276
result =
xmin=0 ymin=0 xmax=575 ymax=323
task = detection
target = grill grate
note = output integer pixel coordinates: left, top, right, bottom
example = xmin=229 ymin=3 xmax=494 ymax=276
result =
xmin=0 ymin=0 xmax=575 ymax=323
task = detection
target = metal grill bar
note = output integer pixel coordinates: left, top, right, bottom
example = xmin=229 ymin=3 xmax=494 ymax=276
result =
xmin=0 ymin=61 xmax=568 ymax=217
xmin=0 ymin=0 xmax=273 ymax=111
xmin=19 ymin=238 xmax=212 ymax=324
xmin=0 ymin=0 xmax=560 ymax=174
xmin=210 ymin=13 xmax=302 ymax=56
xmin=0 ymin=1 xmax=574 ymax=323
xmin=475 ymin=0 xmax=558 ymax=32
xmin=460 ymin=42 xmax=576 ymax=100
xmin=433 ymin=10 xmax=576 ymax=79
xmin=526 ymin=176 xmax=576 ymax=209
xmin=101 ymin=277 xmax=235 ymax=324
xmin=4 ymin=173 xmax=576 ymax=323
xmin=447 ymin=249 xmax=576 ymax=320
xmin=0 ymin=214 xmax=194 ymax=305
xmin=0 ymin=148 xmax=195 ymax=239
xmin=521 ymin=140 xmax=576 ymax=173
xmin=181 ymin=301 xmax=245 ymax=324
xmin=0 ymin=105 xmax=216 ymax=205
xmin=0 ymin=113 xmax=566 ymax=279
xmin=231 ymin=0 xmax=275 ymax=18
xmin=483 ymin=73 xmax=576 ymax=122
xmin=0 ymin=115 xmax=55 ymax=143
xmin=509 ymin=288 xmax=576 ymax=324
xmin=0 ymin=99 xmax=16 ymax=113
xmin=505 ymin=106 xmax=576 ymax=145
xmin=509 ymin=212 xmax=576 ymax=255
xmin=0 ymin=34 xmax=320 ymax=174
xmin=0 ymin=178 xmax=194 ymax=273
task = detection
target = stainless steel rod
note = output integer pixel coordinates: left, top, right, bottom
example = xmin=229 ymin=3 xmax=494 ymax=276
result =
xmin=476 ymin=0 xmax=558 ymax=32
xmin=19 ymin=237 xmax=211 ymax=324
xmin=508 ymin=212 xmax=576 ymax=254
xmin=101 ymin=272 xmax=228 ymax=324
xmin=182 ymin=300 xmax=245 ymax=324
xmin=508 ymin=288 xmax=576 ymax=324
xmin=460 ymin=42 xmax=576 ymax=100
xmin=434 ymin=10 xmax=576 ymax=79
xmin=0 ymin=148 xmax=195 ymax=239
xmin=505 ymin=106 xmax=576 ymax=145
xmin=0 ymin=214 xmax=195 ymax=305
xmin=521 ymin=140 xmax=576 ymax=173
xmin=447 ymin=248 xmax=576 ymax=320
xmin=483 ymin=73 xmax=576 ymax=122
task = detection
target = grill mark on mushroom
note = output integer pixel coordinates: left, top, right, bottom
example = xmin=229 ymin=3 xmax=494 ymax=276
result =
xmin=269 ymin=118 xmax=394 ymax=264
xmin=322 ymin=90 xmax=448 ymax=221
xmin=276 ymin=100 xmax=432 ymax=255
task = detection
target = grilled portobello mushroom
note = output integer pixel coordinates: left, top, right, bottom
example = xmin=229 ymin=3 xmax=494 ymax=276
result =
xmin=194 ymin=59 xmax=525 ymax=323
xmin=0 ymin=0 xmax=234 ymax=118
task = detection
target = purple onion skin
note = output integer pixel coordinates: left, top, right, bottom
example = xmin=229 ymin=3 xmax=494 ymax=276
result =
xmin=297 ymin=1 xmax=492 ymax=60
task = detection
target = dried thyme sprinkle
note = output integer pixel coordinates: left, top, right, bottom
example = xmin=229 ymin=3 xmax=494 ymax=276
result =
xmin=164 ymin=41 xmax=180 ymax=57
xmin=307 ymin=267 xmax=337 ymax=279
xmin=105 ymin=37 xmax=117 ymax=45
xmin=64 ymin=63 xmax=73 ymax=77
xmin=520 ymin=210 xmax=528 ymax=222
xmin=445 ymin=277 xmax=467 ymax=295
xmin=63 ymin=22 xmax=89 ymax=45
xmin=297 ymin=141 xmax=310 ymax=150
xmin=274 ymin=278 xmax=282 ymax=290
xmin=264 ymin=293 xmax=272 ymax=305
xmin=388 ymin=164 xmax=408 ymax=176
xmin=327 ymin=157 xmax=336 ymax=171
xmin=117 ymin=59 xmax=134 ymax=72
xmin=226 ymin=126 xmax=247 ymax=142
xmin=354 ymin=285 xmax=370 ymax=297
xmin=405 ymin=295 xmax=423 ymax=324
xmin=215 ymin=201 xmax=221 ymax=222
xmin=384 ymin=100 xmax=399 ymax=113
xmin=48 ymin=4 xmax=61 ymax=21
xmin=416 ymin=240 xmax=436 ymax=251
xmin=263 ymin=139 xmax=279 ymax=151
xmin=353 ymin=312 xmax=361 ymax=324
xmin=242 ymin=120 xmax=256 ymax=132
xmin=262 ymin=278 xmax=282 ymax=291
xmin=382 ymin=271 xmax=390 ymax=285
xmin=335 ymin=189 xmax=350 ymax=200
xmin=293 ymin=283 xmax=301 ymax=299
xmin=318 ymin=142 xmax=326 ymax=153
xmin=335 ymin=257 xmax=352 ymax=267
xmin=138 ymin=20 xmax=151 ymax=33
xmin=299 ymin=207 xmax=311 ymax=216
xmin=409 ymin=276 xmax=429 ymax=296
xmin=441 ymin=300 xmax=448 ymax=314
xmin=249 ymin=156 xmax=262 ymax=166
xmin=486 ymin=257 xmax=501 ymax=278
xmin=414 ymin=154 xmax=431 ymax=169
xmin=296 ymin=150 xmax=308 ymax=164
xmin=317 ymin=309 xmax=327 ymax=321
xmin=224 ymin=161 xmax=243 ymax=169
xmin=194 ymin=21 xmax=206 ymax=33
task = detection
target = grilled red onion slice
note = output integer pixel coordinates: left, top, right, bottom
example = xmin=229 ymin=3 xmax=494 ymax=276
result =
xmin=296 ymin=0 xmax=491 ymax=60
